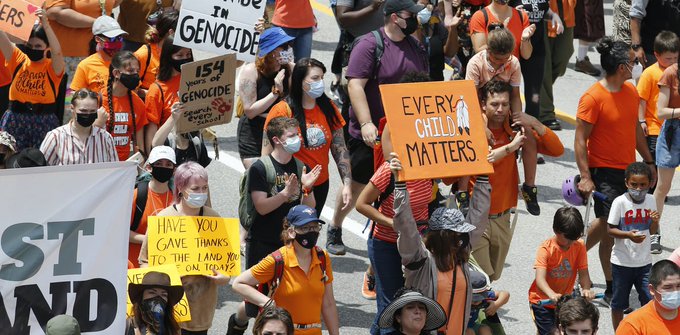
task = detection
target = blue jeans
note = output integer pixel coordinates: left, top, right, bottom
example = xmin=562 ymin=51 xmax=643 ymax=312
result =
xmin=611 ymin=263 xmax=652 ymax=311
xmin=276 ymin=26 xmax=313 ymax=61
xmin=368 ymin=237 xmax=404 ymax=335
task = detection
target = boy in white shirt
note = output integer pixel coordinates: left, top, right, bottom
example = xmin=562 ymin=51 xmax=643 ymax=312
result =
xmin=607 ymin=162 xmax=660 ymax=330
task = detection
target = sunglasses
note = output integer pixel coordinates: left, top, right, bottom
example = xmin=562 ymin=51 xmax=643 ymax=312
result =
xmin=97 ymin=35 xmax=124 ymax=43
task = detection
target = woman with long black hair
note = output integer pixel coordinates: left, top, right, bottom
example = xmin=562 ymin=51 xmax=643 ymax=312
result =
xmin=262 ymin=58 xmax=352 ymax=215
xmin=0 ymin=9 xmax=65 ymax=151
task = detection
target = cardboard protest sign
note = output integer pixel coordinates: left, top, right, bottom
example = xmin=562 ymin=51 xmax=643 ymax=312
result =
xmin=126 ymin=265 xmax=192 ymax=323
xmin=178 ymin=54 xmax=236 ymax=133
xmin=0 ymin=162 xmax=137 ymax=334
xmin=147 ymin=216 xmax=241 ymax=276
xmin=174 ymin=0 xmax=264 ymax=61
xmin=0 ymin=0 xmax=40 ymax=41
xmin=379 ymin=80 xmax=494 ymax=181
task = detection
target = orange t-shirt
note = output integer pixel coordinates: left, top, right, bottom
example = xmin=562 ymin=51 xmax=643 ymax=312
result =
xmin=7 ymin=47 xmax=64 ymax=104
xmin=548 ymin=0 xmax=576 ymax=33
xmin=657 ymin=63 xmax=680 ymax=108
xmin=637 ymin=63 xmax=665 ymax=136
xmin=487 ymin=127 xmax=519 ymax=214
xmin=272 ymin=0 xmax=315 ymax=29
xmin=46 ymin=0 xmax=116 ymax=57
xmin=251 ymin=245 xmax=334 ymax=335
xmin=528 ymin=238 xmax=588 ymax=306
xmin=134 ymin=43 xmax=161 ymax=90
xmin=128 ymin=187 xmax=173 ymax=268
xmin=436 ymin=265 xmax=467 ymax=335
xmin=616 ymin=301 xmax=680 ymax=334
xmin=264 ymin=101 xmax=345 ymax=185
xmin=469 ymin=7 xmax=529 ymax=58
xmin=102 ymin=91 xmax=148 ymax=161
xmin=70 ymin=52 xmax=111 ymax=93
xmin=145 ymin=75 xmax=180 ymax=126
xmin=576 ymin=81 xmax=640 ymax=170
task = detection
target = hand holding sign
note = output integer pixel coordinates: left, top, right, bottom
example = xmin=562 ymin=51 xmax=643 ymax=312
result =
xmin=388 ymin=152 xmax=403 ymax=182
xmin=0 ymin=0 xmax=41 ymax=41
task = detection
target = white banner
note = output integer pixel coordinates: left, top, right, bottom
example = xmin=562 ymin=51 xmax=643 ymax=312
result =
xmin=174 ymin=0 xmax=265 ymax=62
xmin=0 ymin=163 xmax=137 ymax=335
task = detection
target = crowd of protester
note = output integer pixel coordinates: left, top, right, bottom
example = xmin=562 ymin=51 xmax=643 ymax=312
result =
xmin=3 ymin=0 xmax=680 ymax=334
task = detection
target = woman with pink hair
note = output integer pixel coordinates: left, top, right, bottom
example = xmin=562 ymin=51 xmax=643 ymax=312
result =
xmin=138 ymin=161 xmax=229 ymax=334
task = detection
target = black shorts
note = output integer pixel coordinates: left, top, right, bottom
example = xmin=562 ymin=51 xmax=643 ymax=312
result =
xmin=348 ymin=136 xmax=374 ymax=184
xmin=245 ymin=239 xmax=281 ymax=268
xmin=590 ymin=167 xmax=626 ymax=218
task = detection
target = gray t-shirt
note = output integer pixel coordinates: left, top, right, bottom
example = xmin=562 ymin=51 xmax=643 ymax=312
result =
xmin=336 ymin=0 xmax=385 ymax=37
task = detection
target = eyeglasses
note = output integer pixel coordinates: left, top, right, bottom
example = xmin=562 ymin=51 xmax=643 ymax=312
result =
xmin=295 ymin=224 xmax=322 ymax=234
xmin=262 ymin=332 xmax=287 ymax=335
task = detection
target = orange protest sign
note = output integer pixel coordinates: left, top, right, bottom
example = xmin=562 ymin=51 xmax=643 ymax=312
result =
xmin=379 ymin=80 xmax=494 ymax=181
xmin=0 ymin=0 xmax=40 ymax=41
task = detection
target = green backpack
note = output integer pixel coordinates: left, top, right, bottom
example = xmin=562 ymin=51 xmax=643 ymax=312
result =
xmin=238 ymin=155 xmax=304 ymax=230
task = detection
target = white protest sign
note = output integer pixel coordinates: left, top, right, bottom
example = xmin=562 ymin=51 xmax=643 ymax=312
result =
xmin=0 ymin=162 xmax=137 ymax=334
xmin=175 ymin=0 xmax=265 ymax=62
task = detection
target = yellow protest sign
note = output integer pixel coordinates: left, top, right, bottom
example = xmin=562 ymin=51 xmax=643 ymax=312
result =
xmin=147 ymin=216 xmax=241 ymax=276
xmin=126 ymin=265 xmax=192 ymax=322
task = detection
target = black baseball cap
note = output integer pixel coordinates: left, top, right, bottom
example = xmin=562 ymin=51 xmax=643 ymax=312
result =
xmin=385 ymin=0 xmax=425 ymax=15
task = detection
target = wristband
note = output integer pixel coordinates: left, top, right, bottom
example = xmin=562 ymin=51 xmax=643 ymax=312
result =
xmin=644 ymin=161 xmax=655 ymax=165
xmin=360 ymin=122 xmax=372 ymax=128
xmin=639 ymin=120 xmax=646 ymax=123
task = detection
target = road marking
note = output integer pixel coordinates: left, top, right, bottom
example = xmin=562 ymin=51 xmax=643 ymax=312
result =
xmin=311 ymin=0 xmax=335 ymax=18
xmin=212 ymin=150 xmax=370 ymax=240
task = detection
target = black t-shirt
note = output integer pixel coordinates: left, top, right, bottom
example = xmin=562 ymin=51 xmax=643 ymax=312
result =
xmin=511 ymin=0 xmax=549 ymax=24
xmin=165 ymin=133 xmax=212 ymax=168
xmin=247 ymin=155 xmax=306 ymax=245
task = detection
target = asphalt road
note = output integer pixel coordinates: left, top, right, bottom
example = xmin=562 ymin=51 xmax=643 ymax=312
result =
xmin=196 ymin=1 xmax=680 ymax=334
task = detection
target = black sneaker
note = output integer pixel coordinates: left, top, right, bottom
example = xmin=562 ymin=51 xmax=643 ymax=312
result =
xmin=603 ymin=290 xmax=613 ymax=306
xmin=456 ymin=191 xmax=470 ymax=217
xmin=651 ymin=234 xmax=662 ymax=254
xmin=326 ymin=226 xmax=346 ymax=255
xmin=542 ymin=120 xmax=562 ymax=131
xmin=537 ymin=155 xmax=546 ymax=165
xmin=521 ymin=183 xmax=540 ymax=216
xmin=227 ymin=313 xmax=248 ymax=335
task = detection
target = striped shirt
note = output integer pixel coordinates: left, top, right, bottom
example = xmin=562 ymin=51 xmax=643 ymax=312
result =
xmin=40 ymin=123 xmax=119 ymax=165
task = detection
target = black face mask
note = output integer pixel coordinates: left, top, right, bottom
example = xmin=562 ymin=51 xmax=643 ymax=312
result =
xmin=295 ymin=231 xmax=319 ymax=249
xmin=119 ymin=73 xmax=140 ymax=91
xmin=399 ymin=16 xmax=419 ymax=36
xmin=18 ymin=44 xmax=45 ymax=62
xmin=151 ymin=166 xmax=174 ymax=183
xmin=171 ymin=58 xmax=192 ymax=72
xmin=140 ymin=296 xmax=167 ymax=334
xmin=75 ymin=113 xmax=97 ymax=128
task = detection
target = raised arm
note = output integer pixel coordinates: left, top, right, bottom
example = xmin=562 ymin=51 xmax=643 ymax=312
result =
xmin=38 ymin=10 xmax=65 ymax=75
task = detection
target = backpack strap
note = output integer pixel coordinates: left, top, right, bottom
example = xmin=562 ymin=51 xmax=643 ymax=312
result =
xmin=268 ymin=249 xmax=285 ymax=295
xmin=515 ymin=8 xmax=524 ymax=26
xmin=155 ymin=81 xmax=165 ymax=108
xmin=262 ymin=155 xmax=277 ymax=195
xmin=131 ymin=180 xmax=150 ymax=232
xmin=371 ymin=30 xmax=384 ymax=80
xmin=140 ymin=44 xmax=152 ymax=81
xmin=315 ymin=246 xmax=328 ymax=283
xmin=374 ymin=172 xmax=395 ymax=210
xmin=482 ymin=7 xmax=489 ymax=27
xmin=11 ymin=60 xmax=24 ymax=81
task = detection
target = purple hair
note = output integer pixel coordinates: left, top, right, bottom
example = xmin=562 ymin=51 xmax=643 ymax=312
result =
xmin=172 ymin=161 xmax=208 ymax=204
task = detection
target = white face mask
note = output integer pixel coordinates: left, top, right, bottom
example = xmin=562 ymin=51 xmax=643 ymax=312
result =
xmin=305 ymin=80 xmax=325 ymax=99
xmin=278 ymin=48 xmax=294 ymax=65
xmin=184 ymin=192 xmax=208 ymax=208
xmin=631 ymin=62 xmax=643 ymax=80
xmin=282 ymin=136 xmax=301 ymax=154
xmin=417 ymin=8 xmax=432 ymax=25
xmin=658 ymin=290 xmax=680 ymax=310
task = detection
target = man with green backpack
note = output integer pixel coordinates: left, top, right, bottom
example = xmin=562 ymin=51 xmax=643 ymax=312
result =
xmin=230 ymin=116 xmax=321 ymax=334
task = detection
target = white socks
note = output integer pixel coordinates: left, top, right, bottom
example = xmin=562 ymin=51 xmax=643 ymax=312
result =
xmin=577 ymin=42 xmax=591 ymax=61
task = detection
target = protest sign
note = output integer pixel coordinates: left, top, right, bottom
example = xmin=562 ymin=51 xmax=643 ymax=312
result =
xmin=177 ymin=54 xmax=236 ymax=133
xmin=0 ymin=162 xmax=137 ymax=334
xmin=379 ymin=80 xmax=494 ymax=181
xmin=174 ymin=0 xmax=264 ymax=61
xmin=0 ymin=0 xmax=40 ymax=41
xmin=126 ymin=265 xmax=191 ymax=322
xmin=147 ymin=216 xmax=241 ymax=276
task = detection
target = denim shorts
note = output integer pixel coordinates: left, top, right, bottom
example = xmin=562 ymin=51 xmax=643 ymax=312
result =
xmin=656 ymin=119 xmax=680 ymax=168
xmin=611 ymin=263 xmax=652 ymax=311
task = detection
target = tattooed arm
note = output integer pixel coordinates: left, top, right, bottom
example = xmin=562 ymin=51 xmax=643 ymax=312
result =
xmin=239 ymin=64 xmax=281 ymax=119
xmin=261 ymin=130 xmax=274 ymax=156
xmin=331 ymin=128 xmax=353 ymax=209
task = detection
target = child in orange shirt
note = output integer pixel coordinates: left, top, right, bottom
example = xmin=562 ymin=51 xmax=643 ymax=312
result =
xmin=528 ymin=207 xmax=594 ymax=335
xmin=98 ymin=51 xmax=148 ymax=161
